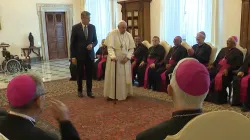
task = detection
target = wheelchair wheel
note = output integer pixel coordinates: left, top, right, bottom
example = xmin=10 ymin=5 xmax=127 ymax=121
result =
xmin=6 ymin=59 xmax=21 ymax=74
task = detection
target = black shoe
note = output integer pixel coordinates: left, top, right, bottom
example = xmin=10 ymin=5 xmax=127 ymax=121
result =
xmin=241 ymin=102 xmax=250 ymax=112
xmin=78 ymin=91 xmax=83 ymax=98
xmin=106 ymin=98 xmax=114 ymax=101
xmin=87 ymin=92 xmax=95 ymax=98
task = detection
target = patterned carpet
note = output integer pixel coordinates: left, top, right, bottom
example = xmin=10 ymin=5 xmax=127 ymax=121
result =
xmin=0 ymin=79 xmax=250 ymax=140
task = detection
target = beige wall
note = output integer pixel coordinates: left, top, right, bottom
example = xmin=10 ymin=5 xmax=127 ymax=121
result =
xmin=0 ymin=0 xmax=81 ymax=56
xmin=150 ymin=0 xmax=161 ymax=39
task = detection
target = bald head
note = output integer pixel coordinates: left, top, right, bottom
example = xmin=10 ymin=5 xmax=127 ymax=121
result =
xmin=118 ymin=20 xmax=127 ymax=34
xmin=174 ymin=36 xmax=182 ymax=46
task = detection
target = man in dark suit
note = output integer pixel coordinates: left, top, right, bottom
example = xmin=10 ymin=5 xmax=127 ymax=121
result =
xmin=0 ymin=74 xmax=80 ymax=140
xmin=70 ymin=11 xmax=98 ymax=98
xmin=136 ymin=58 xmax=210 ymax=140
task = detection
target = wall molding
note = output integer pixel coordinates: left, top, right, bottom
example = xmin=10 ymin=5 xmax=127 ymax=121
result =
xmin=36 ymin=3 xmax=73 ymax=61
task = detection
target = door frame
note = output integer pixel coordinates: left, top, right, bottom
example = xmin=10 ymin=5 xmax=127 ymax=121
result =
xmin=37 ymin=4 xmax=73 ymax=61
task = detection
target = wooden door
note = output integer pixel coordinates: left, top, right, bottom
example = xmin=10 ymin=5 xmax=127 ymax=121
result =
xmin=45 ymin=12 xmax=68 ymax=60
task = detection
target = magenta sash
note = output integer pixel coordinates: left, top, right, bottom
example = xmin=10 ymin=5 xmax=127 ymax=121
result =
xmin=96 ymin=57 xmax=107 ymax=79
xmin=131 ymin=56 xmax=137 ymax=78
xmin=240 ymin=68 xmax=250 ymax=102
xmin=160 ymin=59 xmax=176 ymax=92
xmin=144 ymin=58 xmax=156 ymax=88
xmin=214 ymin=58 xmax=231 ymax=91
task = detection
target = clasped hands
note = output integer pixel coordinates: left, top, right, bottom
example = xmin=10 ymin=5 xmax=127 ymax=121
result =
xmin=111 ymin=57 xmax=129 ymax=64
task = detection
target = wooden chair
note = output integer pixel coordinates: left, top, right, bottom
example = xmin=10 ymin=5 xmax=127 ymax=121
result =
xmin=166 ymin=110 xmax=250 ymax=140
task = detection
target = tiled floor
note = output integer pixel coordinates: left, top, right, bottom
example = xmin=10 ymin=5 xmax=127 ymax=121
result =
xmin=0 ymin=59 xmax=70 ymax=89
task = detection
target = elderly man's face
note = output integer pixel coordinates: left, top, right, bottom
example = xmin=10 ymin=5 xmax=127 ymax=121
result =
xmin=227 ymin=38 xmax=236 ymax=48
xmin=174 ymin=37 xmax=181 ymax=46
xmin=196 ymin=34 xmax=205 ymax=44
xmin=134 ymin=37 xmax=141 ymax=46
xmin=81 ymin=15 xmax=90 ymax=25
xmin=118 ymin=24 xmax=127 ymax=34
xmin=102 ymin=39 xmax=105 ymax=45
xmin=152 ymin=37 xmax=160 ymax=46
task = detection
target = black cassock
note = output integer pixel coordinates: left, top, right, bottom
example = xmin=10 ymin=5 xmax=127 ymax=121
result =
xmin=131 ymin=43 xmax=148 ymax=81
xmin=233 ymin=54 xmax=250 ymax=105
xmin=192 ymin=43 xmax=211 ymax=65
xmin=137 ymin=44 xmax=165 ymax=87
xmin=151 ymin=45 xmax=188 ymax=91
xmin=93 ymin=46 xmax=108 ymax=80
xmin=136 ymin=109 xmax=202 ymax=140
xmin=208 ymin=47 xmax=243 ymax=104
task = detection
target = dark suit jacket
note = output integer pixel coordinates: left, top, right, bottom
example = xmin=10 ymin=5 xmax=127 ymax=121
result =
xmin=0 ymin=114 xmax=80 ymax=140
xmin=136 ymin=109 xmax=202 ymax=140
xmin=70 ymin=23 xmax=98 ymax=60
xmin=192 ymin=43 xmax=211 ymax=65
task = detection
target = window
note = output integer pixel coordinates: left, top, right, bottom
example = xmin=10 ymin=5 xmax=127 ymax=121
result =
xmin=160 ymin=0 xmax=213 ymax=46
xmin=85 ymin=0 xmax=114 ymax=52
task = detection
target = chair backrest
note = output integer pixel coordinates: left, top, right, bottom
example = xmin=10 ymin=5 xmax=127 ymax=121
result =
xmin=181 ymin=41 xmax=192 ymax=50
xmin=160 ymin=41 xmax=172 ymax=57
xmin=206 ymin=42 xmax=217 ymax=64
xmin=142 ymin=40 xmax=152 ymax=49
xmin=166 ymin=110 xmax=250 ymax=140
xmin=0 ymin=133 xmax=9 ymax=140
xmin=236 ymin=45 xmax=247 ymax=61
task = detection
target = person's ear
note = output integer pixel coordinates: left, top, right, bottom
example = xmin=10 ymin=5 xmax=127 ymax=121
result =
xmin=167 ymin=84 xmax=173 ymax=96
xmin=35 ymin=96 xmax=45 ymax=110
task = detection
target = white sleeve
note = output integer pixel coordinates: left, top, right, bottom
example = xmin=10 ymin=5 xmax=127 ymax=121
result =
xmin=127 ymin=33 xmax=135 ymax=59
xmin=105 ymin=32 xmax=116 ymax=59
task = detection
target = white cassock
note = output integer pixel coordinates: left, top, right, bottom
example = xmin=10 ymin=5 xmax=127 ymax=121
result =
xmin=104 ymin=29 xmax=135 ymax=100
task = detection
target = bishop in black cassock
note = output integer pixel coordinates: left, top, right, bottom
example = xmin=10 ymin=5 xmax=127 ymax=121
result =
xmin=151 ymin=36 xmax=188 ymax=92
xmin=131 ymin=37 xmax=148 ymax=84
xmin=136 ymin=58 xmax=210 ymax=140
xmin=207 ymin=36 xmax=243 ymax=104
xmin=137 ymin=36 xmax=165 ymax=88
xmin=237 ymin=54 xmax=250 ymax=111
xmin=188 ymin=31 xmax=211 ymax=65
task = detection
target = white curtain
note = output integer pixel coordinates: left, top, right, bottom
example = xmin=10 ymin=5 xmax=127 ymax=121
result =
xmin=160 ymin=0 xmax=213 ymax=46
xmin=85 ymin=0 xmax=114 ymax=52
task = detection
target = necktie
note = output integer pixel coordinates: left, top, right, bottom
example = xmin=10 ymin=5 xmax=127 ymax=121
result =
xmin=84 ymin=25 xmax=88 ymax=39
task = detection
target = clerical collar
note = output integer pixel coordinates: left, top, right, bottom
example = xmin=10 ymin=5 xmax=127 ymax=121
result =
xmin=198 ymin=43 xmax=205 ymax=47
xmin=172 ymin=109 xmax=202 ymax=118
xmin=9 ymin=111 xmax=36 ymax=125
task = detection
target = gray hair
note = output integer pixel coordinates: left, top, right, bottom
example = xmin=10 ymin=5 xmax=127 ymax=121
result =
xmin=170 ymin=58 xmax=208 ymax=109
xmin=81 ymin=11 xmax=91 ymax=17
xmin=118 ymin=20 xmax=127 ymax=27
xmin=11 ymin=73 xmax=45 ymax=110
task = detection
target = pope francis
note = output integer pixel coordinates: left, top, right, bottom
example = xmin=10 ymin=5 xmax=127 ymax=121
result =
xmin=104 ymin=20 xmax=135 ymax=101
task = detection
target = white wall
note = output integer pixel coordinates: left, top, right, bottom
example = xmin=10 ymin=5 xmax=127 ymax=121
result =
xmin=150 ymin=0 xmax=161 ymax=39
xmin=0 ymin=0 xmax=80 ymax=56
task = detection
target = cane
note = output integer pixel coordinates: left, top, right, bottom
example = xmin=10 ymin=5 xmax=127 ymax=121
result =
xmin=114 ymin=60 xmax=117 ymax=104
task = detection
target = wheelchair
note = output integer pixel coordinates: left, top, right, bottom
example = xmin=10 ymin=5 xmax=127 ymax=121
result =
xmin=0 ymin=50 xmax=31 ymax=74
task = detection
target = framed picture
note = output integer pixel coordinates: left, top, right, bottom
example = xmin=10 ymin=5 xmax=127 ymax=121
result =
xmin=134 ymin=11 xmax=138 ymax=17
xmin=128 ymin=20 xmax=132 ymax=26
xmin=134 ymin=20 xmax=138 ymax=26
xmin=127 ymin=12 xmax=132 ymax=17
xmin=135 ymin=29 xmax=138 ymax=36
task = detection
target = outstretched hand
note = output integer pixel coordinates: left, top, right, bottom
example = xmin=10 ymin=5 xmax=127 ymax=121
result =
xmin=50 ymin=99 xmax=69 ymax=122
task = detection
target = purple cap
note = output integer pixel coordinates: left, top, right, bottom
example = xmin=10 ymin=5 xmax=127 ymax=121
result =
xmin=7 ymin=75 xmax=36 ymax=107
xmin=174 ymin=59 xmax=210 ymax=96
